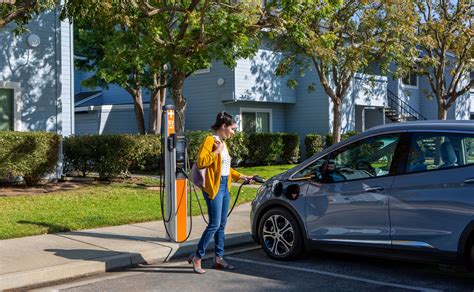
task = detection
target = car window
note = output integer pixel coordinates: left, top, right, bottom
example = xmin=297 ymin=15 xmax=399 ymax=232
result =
xmin=406 ymin=133 xmax=474 ymax=173
xmin=291 ymin=155 xmax=328 ymax=181
xmin=326 ymin=134 xmax=400 ymax=183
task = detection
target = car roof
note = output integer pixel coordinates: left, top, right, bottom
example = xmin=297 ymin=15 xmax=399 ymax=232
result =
xmin=365 ymin=120 xmax=474 ymax=135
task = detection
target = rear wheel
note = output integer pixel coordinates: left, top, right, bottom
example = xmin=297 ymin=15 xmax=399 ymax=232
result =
xmin=258 ymin=207 xmax=303 ymax=260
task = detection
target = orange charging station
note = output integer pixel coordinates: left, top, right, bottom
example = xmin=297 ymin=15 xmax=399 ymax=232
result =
xmin=163 ymin=105 xmax=188 ymax=242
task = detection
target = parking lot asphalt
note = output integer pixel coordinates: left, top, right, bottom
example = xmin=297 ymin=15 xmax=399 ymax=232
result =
xmin=37 ymin=245 xmax=474 ymax=291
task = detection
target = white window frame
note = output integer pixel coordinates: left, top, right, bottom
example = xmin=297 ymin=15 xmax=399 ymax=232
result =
xmin=401 ymin=72 xmax=418 ymax=89
xmin=239 ymin=107 xmax=273 ymax=133
xmin=0 ymin=81 xmax=22 ymax=131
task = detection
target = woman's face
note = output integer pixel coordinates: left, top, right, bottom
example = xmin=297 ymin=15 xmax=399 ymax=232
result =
xmin=222 ymin=123 xmax=238 ymax=139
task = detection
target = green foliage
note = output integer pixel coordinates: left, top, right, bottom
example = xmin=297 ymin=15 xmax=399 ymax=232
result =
xmin=66 ymin=0 xmax=264 ymax=131
xmin=226 ymin=132 xmax=249 ymax=166
xmin=280 ymin=133 xmax=300 ymax=164
xmin=63 ymin=134 xmax=162 ymax=179
xmin=0 ymin=132 xmax=60 ymax=186
xmin=0 ymin=0 xmax=56 ymax=33
xmin=304 ymin=134 xmax=325 ymax=158
xmin=412 ymin=0 xmax=474 ymax=119
xmin=247 ymin=133 xmax=284 ymax=165
xmin=270 ymin=0 xmax=417 ymax=143
xmin=325 ymin=131 xmax=359 ymax=146
xmin=128 ymin=135 xmax=162 ymax=173
xmin=63 ymin=135 xmax=95 ymax=177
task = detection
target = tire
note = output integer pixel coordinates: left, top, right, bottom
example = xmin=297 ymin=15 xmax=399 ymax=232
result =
xmin=258 ymin=207 xmax=303 ymax=260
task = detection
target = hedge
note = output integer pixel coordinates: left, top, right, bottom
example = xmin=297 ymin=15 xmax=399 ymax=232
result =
xmin=247 ymin=133 xmax=284 ymax=165
xmin=304 ymin=134 xmax=325 ymax=158
xmin=0 ymin=131 xmax=61 ymax=186
xmin=280 ymin=133 xmax=300 ymax=164
xmin=63 ymin=134 xmax=161 ymax=180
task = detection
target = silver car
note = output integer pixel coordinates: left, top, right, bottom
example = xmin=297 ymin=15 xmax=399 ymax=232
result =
xmin=251 ymin=121 xmax=474 ymax=268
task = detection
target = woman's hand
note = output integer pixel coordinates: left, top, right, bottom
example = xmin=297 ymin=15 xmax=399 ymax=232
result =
xmin=240 ymin=175 xmax=255 ymax=184
xmin=213 ymin=141 xmax=225 ymax=155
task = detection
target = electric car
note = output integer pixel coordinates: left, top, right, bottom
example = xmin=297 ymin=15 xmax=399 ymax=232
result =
xmin=250 ymin=121 xmax=474 ymax=268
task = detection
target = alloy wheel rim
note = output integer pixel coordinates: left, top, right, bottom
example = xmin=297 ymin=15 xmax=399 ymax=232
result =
xmin=263 ymin=214 xmax=294 ymax=256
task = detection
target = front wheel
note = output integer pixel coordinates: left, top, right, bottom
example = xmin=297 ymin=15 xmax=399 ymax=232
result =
xmin=258 ymin=207 xmax=303 ymax=260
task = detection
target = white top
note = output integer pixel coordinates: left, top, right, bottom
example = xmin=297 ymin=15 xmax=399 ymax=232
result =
xmin=213 ymin=135 xmax=231 ymax=176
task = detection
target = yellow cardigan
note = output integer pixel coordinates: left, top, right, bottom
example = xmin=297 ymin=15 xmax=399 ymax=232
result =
xmin=196 ymin=135 xmax=242 ymax=200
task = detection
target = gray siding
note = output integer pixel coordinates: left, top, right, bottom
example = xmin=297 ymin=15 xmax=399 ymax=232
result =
xmin=183 ymin=62 xmax=234 ymax=130
xmin=286 ymin=63 xmax=330 ymax=138
xmin=234 ymin=49 xmax=296 ymax=103
xmin=0 ymin=8 xmax=73 ymax=136
xmin=75 ymin=111 xmax=98 ymax=134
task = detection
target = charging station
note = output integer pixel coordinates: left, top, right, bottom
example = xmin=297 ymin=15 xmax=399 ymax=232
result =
xmin=159 ymin=104 xmax=265 ymax=243
xmin=162 ymin=105 xmax=188 ymax=242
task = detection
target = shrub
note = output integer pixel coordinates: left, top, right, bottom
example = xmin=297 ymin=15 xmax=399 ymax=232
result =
xmin=63 ymin=134 xmax=162 ymax=179
xmin=247 ymin=133 xmax=283 ymax=165
xmin=63 ymin=135 xmax=94 ymax=177
xmin=128 ymin=135 xmax=161 ymax=173
xmin=0 ymin=132 xmax=61 ymax=186
xmin=304 ymin=134 xmax=325 ymax=158
xmin=280 ymin=133 xmax=300 ymax=164
xmin=226 ymin=132 xmax=249 ymax=166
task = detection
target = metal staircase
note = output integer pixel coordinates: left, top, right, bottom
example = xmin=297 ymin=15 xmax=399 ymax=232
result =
xmin=383 ymin=89 xmax=427 ymax=122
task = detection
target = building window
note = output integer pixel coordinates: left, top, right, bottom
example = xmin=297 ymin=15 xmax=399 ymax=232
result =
xmin=0 ymin=88 xmax=14 ymax=131
xmin=241 ymin=109 xmax=271 ymax=133
xmin=402 ymin=72 xmax=418 ymax=88
xmin=470 ymin=113 xmax=474 ymax=120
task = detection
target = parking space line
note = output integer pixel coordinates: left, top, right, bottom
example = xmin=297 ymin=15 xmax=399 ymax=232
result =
xmin=226 ymin=257 xmax=440 ymax=292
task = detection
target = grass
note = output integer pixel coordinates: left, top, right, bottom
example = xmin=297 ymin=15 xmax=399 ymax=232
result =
xmin=234 ymin=164 xmax=296 ymax=180
xmin=0 ymin=164 xmax=295 ymax=239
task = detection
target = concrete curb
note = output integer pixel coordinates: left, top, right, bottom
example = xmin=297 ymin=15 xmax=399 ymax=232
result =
xmin=1 ymin=232 xmax=254 ymax=291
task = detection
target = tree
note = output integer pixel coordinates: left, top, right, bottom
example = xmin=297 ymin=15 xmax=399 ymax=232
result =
xmin=271 ymin=0 xmax=418 ymax=144
xmin=413 ymin=0 xmax=473 ymax=120
xmin=132 ymin=0 xmax=267 ymax=131
xmin=64 ymin=0 xmax=267 ymax=132
xmin=0 ymin=0 xmax=56 ymax=33
xmin=72 ymin=4 xmax=169 ymax=134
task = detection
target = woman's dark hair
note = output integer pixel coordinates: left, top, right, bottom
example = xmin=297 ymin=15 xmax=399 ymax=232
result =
xmin=211 ymin=112 xmax=236 ymax=131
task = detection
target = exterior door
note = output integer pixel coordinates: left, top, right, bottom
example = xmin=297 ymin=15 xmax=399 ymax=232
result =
xmin=390 ymin=132 xmax=474 ymax=252
xmin=305 ymin=133 xmax=401 ymax=246
xmin=0 ymin=88 xmax=14 ymax=131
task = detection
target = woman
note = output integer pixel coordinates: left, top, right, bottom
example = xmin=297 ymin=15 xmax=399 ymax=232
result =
xmin=188 ymin=112 xmax=254 ymax=274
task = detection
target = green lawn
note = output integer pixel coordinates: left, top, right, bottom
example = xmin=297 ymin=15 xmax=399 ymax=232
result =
xmin=0 ymin=164 xmax=295 ymax=239
xmin=234 ymin=164 xmax=295 ymax=180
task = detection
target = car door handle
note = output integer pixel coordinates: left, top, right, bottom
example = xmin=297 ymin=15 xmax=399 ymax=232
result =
xmin=464 ymin=178 xmax=474 ymax=184
xmin=364 ymin=186 xmax=384 ymax=192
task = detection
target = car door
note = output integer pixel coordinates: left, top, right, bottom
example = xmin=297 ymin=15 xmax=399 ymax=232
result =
xmin=389 ymin=131 xmax=474 ymax=253
xmin=304 ymin=133 xmax=401 ymax=246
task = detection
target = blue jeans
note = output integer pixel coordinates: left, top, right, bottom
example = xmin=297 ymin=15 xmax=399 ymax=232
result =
xmin=196 ymin=176 xmax=230 ymax=258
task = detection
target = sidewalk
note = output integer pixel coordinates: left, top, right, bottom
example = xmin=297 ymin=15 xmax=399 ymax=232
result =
xmin=0 ymin=202 xmax=254 ymax=290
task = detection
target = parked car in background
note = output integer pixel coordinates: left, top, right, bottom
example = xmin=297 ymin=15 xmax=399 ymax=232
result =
xmin=251 ymin=121 xmax=474 ymax=269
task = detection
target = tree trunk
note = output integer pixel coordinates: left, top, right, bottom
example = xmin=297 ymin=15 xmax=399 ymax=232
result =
xmin=171 ymin=75 xmax=187 ymax=132
xmin=131 ymin=89 xmax=146 ymax=134
xmin=149 ymin=89 xmax=160 ymax=134
xmin=438 ymin=104 xmax=448 ymax=120
xmin=148 ymin=87 xmax=166 ymax=134
xmin=332 ymin=98 xmax=342 ymax=145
